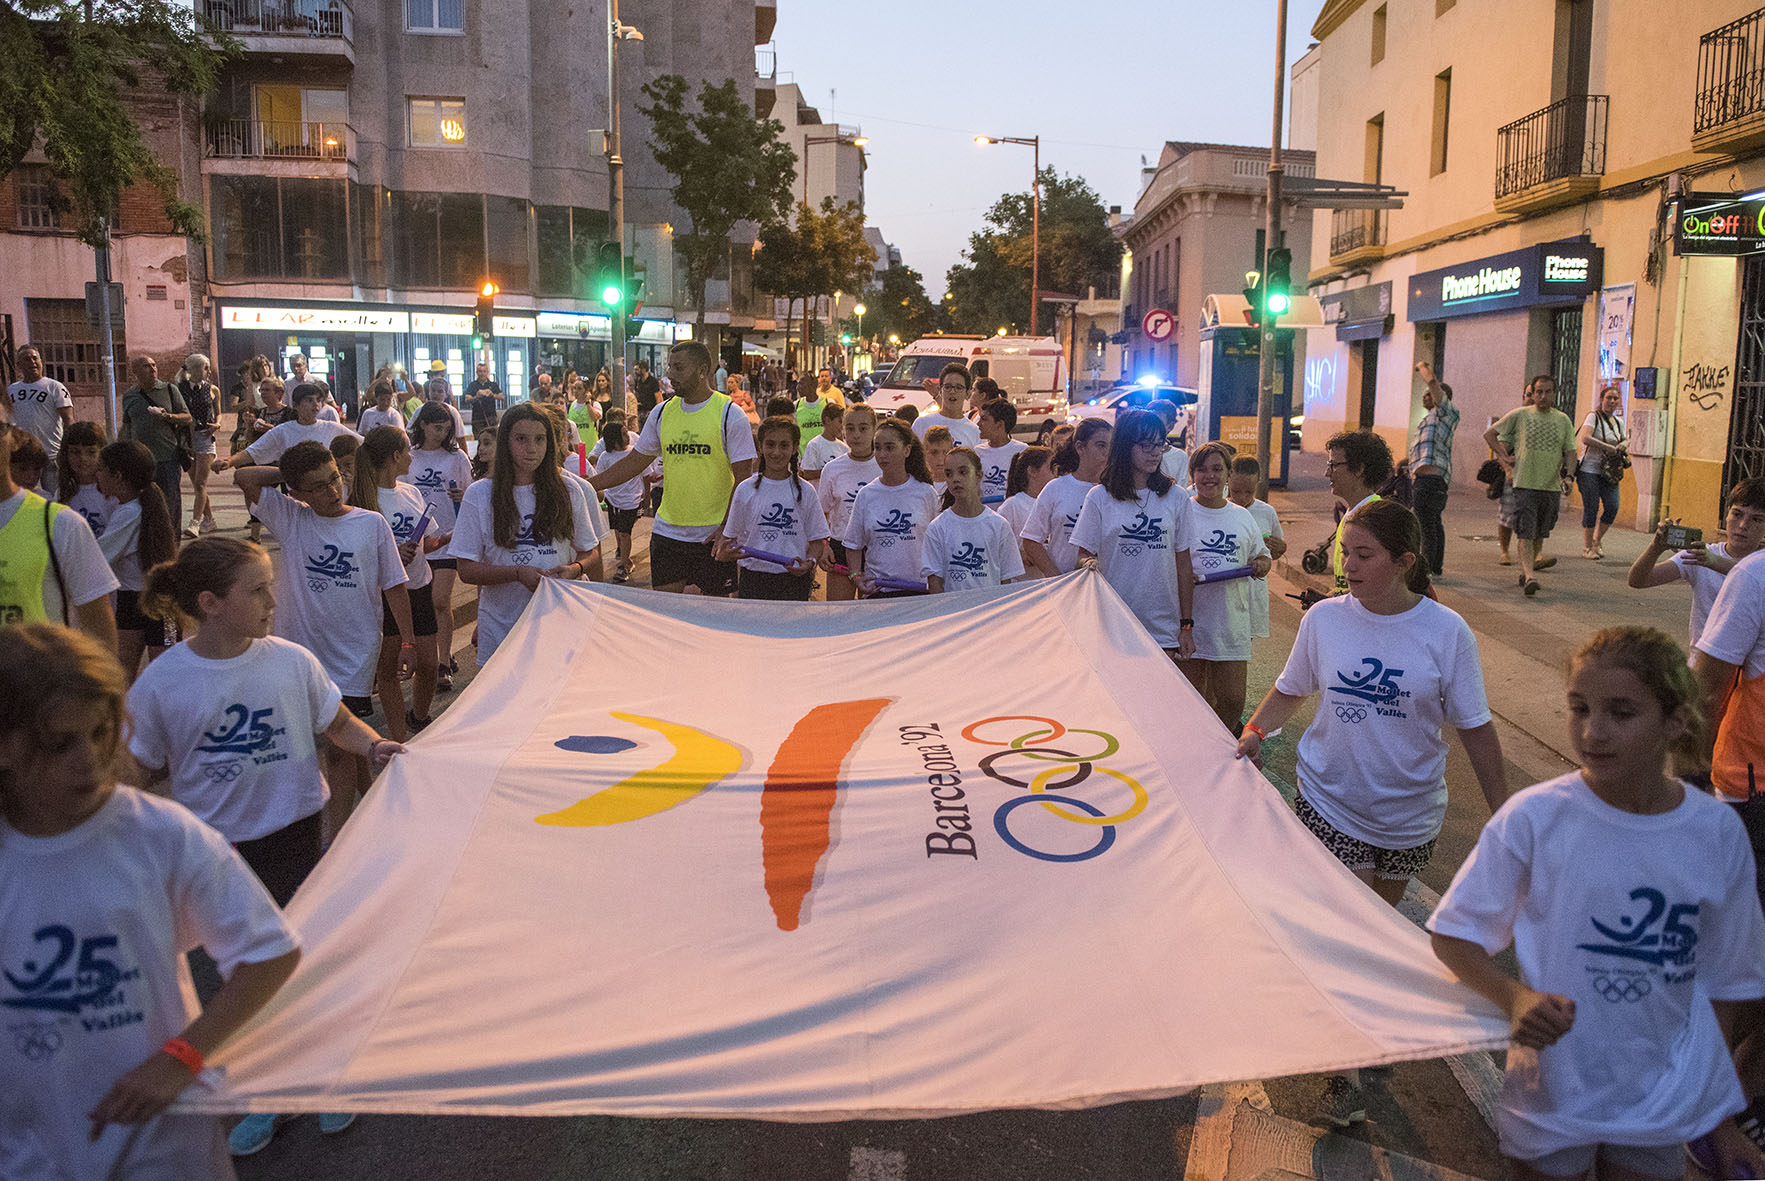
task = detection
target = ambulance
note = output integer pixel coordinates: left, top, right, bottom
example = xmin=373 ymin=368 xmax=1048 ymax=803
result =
xmin=868 ymin=335 xmax=1067 ymax=431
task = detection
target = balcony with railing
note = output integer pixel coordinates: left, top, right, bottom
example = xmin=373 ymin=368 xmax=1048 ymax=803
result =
xmin=205 ymin=119 xmax=353 ymax=166
xmin=1329 ymin=208 xmax=1386 ymax=265
xmin=202 ymin=0 xmax=354 ymax=62
xmin=1493 ymin=94 xmax=1607 ymax=214
xmin=1695 ymin=7 xmax=1765 ymax=152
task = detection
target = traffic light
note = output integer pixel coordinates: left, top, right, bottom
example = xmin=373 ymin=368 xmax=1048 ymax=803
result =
xmin=593 ymin=242 xmax=624 ymax=307
xmin=1242 ymin=268 xmax=1264 ymax=328
xmin=1263 ymin=247 xmax=1293 ymax=319
xmin=474 ymin=281 xmax=498 ymax=348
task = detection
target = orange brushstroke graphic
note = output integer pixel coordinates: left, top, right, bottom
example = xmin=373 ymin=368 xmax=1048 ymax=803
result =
xmin=762 ymin=698 xmax=893 ymax=931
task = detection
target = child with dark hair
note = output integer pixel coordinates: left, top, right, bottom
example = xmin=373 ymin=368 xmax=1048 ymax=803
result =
xmin=1024 ymin=418 xmax=1110 ymax=578
xmin=96 ymin=440 xmax=178 ymax=680
xmin=715 ymin=416 xmax=829 ymax=600
xmin=1179 ymin=441 xmax=1270 ymax=733
xmin=802 ymin=400 xmax=848 ymax=483
xmin=973 ymin=398 xmax=1024 ymax=504
xmin=215 ymin=382 xmax=359 ymax=470
xmin=1629 ymin=477 xmax=1765 ymax=648
xmin=6 ymin=428 xmax=49 ymax=492
xmin=56 ymin=420 xmax=113 ymax=536
xmin=592 ymin=416 xmax=644 ymax=583
xmin=997 ymin=445 xmax=1053 ymax=539
xmin=816 ymin=403 xmax=881 ymax=602
xmin=922 ymin=447 xmax=1022 ymax=592
xmin=230 ymin=441 xmax=412 ymax=835
xmin=844 ymin=418 xmax=938 ymax=597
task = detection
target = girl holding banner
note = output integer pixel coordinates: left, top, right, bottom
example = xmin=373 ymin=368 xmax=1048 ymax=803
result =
xmin=352 ymin=427 xmax=440 ymax=736
xmin=716 ymin=416 xmax=830 ymax=601
xmin=1179 ymin=442 xmax=1271 ymax=735
xmin=843 ymin=419 xmax=938 ymax=599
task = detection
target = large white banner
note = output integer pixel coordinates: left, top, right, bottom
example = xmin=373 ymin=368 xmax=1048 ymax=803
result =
xmin=181 ymin=574 xmax=1508 ymax=1119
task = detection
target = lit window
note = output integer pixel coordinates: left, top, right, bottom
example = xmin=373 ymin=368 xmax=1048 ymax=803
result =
xmin=409 ymin=98 xmax=467 ymax=148
xmin=407 ymin=0 xmax=464 ymax=32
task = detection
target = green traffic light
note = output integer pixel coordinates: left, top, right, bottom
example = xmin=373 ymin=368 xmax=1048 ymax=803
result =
xmin=1266 ymin=292 xmax=1291 ymax=315
xmin=471 ymin=334 xmax=484 ymax=350
xmin=602 ymin=284 xmax=623 ymax=306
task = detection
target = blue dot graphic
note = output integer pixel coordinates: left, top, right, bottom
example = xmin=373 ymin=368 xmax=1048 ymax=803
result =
xmin=555 ymin=735 xmax=638 ymax=754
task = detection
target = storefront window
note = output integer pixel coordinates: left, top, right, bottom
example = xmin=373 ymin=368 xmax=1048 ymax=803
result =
xmin=281 ymin=179 xmax=349 ymax=280
xmin=486 ymin=196 xmax=531 ymax=293
xmin=536 ymin=205 xmax=573 ymax=297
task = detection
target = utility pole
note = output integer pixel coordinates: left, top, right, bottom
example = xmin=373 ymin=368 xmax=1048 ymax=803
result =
xmin=1255 ymin=0 xmax=1290 ymax=498
xmin=607 ymin=0 xmax=628 ymax=411
xmin=96 ymin=216 xmax=119 ymax=435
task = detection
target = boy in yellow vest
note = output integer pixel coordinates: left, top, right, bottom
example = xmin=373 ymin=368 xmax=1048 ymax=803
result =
xmin=0 ymin=416 xmax=118 ymax=647
xmin=590 ymin=341 xmax=757 ymax=594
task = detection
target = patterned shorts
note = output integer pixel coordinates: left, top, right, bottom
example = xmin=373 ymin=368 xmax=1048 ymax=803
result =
xmin=1294 ymin=794 xmax=1436 ymax=880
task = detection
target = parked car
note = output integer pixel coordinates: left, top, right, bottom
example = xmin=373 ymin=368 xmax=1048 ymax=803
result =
xmin=869 ymin=336 xmax=1067 ymax=430
xmin=1068 ymin=380 xmax=1199 ymax=444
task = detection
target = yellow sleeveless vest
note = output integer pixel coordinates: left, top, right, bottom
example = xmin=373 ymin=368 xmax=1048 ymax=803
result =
xmin=0 ymin=492 xmax=60 ymax=625
xmin=658 ymin=393 xmax=737 ymax=528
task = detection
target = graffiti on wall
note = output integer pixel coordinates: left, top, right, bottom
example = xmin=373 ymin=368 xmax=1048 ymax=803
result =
xmin=1683 ymin=361 xmax=1731 ymax=412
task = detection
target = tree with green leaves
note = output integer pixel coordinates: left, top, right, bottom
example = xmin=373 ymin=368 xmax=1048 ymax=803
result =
xmin=0 ymin=1 xmax=233 ymax=245
xmin=754 ymin=198 xmax=875 ymax=369
xmin=854 ymin=263 xmax=945 ymax=347
xmin=944 ymin=167 xmax=1120 ymax=336
xmin=637 ymin=75 xmax=796 ymax=341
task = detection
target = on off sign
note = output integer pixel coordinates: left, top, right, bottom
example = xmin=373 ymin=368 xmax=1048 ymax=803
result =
xmin=1141 ymin=308 xmax=1176 ymax=342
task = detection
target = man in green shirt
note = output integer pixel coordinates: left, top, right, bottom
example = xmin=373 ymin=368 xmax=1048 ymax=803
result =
xmin=1484 ymin=374 xmax=1578 ymax=597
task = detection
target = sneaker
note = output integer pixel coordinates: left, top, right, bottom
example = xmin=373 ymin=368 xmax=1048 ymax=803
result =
xmin=1524 ymin=578 xmax=1541 ymax=596
xmin=405 ymin=709 xmax=431 ymax=733
xmin=228 ymin=1112 xmax=284 ymax=1156
xmin=183 ymin=524 xmax=201 ymax=539
xmin=318 ymin=1112 xmax=357 ymax=1136
xmin=1534 ymin=555 xmax=1558 ymax=570
xmin=1318 ymin=1074 xmax=1367 ymax=1128
xmin=436 ymin=669 xmax=454 ymax=691
xmin=201 ymin=516 xmax=219 ymax=534
xmin=612 ymin=567 xmax=630 ymax=584
xmin=1583 ymin=548 xmax=1599 ymax=559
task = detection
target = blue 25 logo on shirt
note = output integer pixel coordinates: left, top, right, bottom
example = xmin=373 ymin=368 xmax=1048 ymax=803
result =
xmin=3 ymin=926 xmax=142 ymax=1028
xmin=757 ymin=503 xmax=797 ymax=540
xmin=1578 ymin=887 xmax=1698 ymax=974
xmin=1117 ymin=511 xmax=1165 ymax=556
xmin=949 ymin=542 xmax=987 ymax=574
xmin=411 ymin=467 xmax=446 ymax=490
xmin=390 ymin=510 xmax=419 ymax=542
xmin=304 ymin=543 xmax=359 ymax=592
xmin=873 ymin=508 xmax=917 ymax=546
xmin=1194 ymin=528 xmax=1240 ymax=572
xmin=1327 ymin=657 xmax=1410 ymax=723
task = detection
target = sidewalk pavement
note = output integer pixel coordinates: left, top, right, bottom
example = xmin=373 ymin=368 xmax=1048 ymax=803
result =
xmin=1267 ymin=448 xmax=1695 ymax=774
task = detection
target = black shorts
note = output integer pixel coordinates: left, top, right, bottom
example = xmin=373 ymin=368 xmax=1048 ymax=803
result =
xmin=738 ymin=567 xmax=814 ymax=600
xmin=114 ymin=589 xmax=166 ymax=646
xmin=382 ymin=581 xmax=438 ymax=637
xmin=649 ymin=532 xmax=737 ymax=594
xmin=607 ymin=505 xmax=640 ymax=534
xmin=234 ymin=811 xmax=323 ymax=907
xmin=1510 ymin=487 xmax=1561 ymax=540
xmin=428 ymin=556 xmax=457 ymax=571
xmin=827 ymin=538 xmax=848 ymax=567
xmin=341 ymin=694 xmax=375 ymax=718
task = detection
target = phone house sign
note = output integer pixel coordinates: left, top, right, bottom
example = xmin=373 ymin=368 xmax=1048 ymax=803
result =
xmin=1407 ymin=241 xmax=1603 ymax=321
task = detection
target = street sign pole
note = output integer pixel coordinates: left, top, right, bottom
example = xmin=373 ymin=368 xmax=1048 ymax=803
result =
xmin=1256 ymin=0 xmax=1290 ymax=499
xmin=95 ymin=217 xmax=119 ymax=436
xmin=607 ymin=0 xmax=628 ymax=412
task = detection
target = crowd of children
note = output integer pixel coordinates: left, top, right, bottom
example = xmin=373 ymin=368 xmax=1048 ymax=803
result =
xmin=8 ymin=346 xmax=1765 ymax=1180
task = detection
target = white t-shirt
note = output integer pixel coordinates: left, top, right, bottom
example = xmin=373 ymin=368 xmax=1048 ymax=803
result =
xmin=243 ymin=419 xmax=362 ymax=465
xmin=802 ymin=431 xmax=849 ymax=474
xmin=0 ymin=489 xmax=118 ymax=623
xmin=407 ymin=400 xmax=467 ymax=442
xmin=921 ymin=507 xmax=1025 ymax=590
xmin=1578 ymin=411 xmax=1625 ymax=475
xmin=0 ymin=788 xmax=296 ymax=1181
xmin=317 ymin=403 xmax=341 ymax=424
xmin=126 ymin=638 xmax=342 ymax=841
xmin=358 ymin=406 xmax=406 ymax=435
xmin=561 ymin=466 xmax=612 ymax=540
xmin=7 ymin=377 xmax=72 ymax=456
xmin=1020 ymin=475 xmax=1095 ymax=576
xmin=723 ymin=476 xmax=830 ymax=573
xmin=1669 ymin=541 xmax=1733 ymax=649
xmin=818 ymin=453 xmax=882 ymax=544
xmin=1236 ymin=498 xmax=1283 ymax=639
xmin=843 ymin=479 xmax=940 ymax=584
xmin=401 ymin=447 xmax=473 ymax=537
xmin=1428 ymin=774 xmax=1765 ymax=1159
xmin=96 ymin=498 xmax=146 ymax=592
xmin=375 ymin=481 xmax=433 ymax=590
xmin=1160 ymin=445 xmax=1191 ymax=488
xmin=1696 ymin=549 xmax=1765 ymax=680
xmin=65 ymin=482 xmax=115 ymax=538
xmin=975 ymin=439 xmax=1027 ymax=504
xmin=634 ymin=395 xmax=758 ymax=542
xmin=1070 ymin=483 xmax=1193 ymax=647
xmin=593 ymin=447 xmax=646 ymax=511
xmin=913 ymin=411 xmax=981 ymax=449
xmin=447 ymin=477 xmax=603 ymax=661
xmin=1274 ymin=594 xmax=1491 ymax=847
xmin=1180 ymin=499 xmax=1269 ymax=661
xmin=996 ymin=491 xmax=1036 ymax=541
xmin=253 ymin=487 xmax=407 ymax=696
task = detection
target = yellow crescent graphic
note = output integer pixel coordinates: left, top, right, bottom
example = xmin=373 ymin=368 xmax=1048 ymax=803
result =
xmin=534 ymin=712 xmax=745 ymax=827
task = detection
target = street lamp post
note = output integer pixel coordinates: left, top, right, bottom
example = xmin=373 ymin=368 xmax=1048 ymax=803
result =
xmin=801 ymin=132 xmax=868 ymax=207
xmin=606 ymin=2 xmax=643 ymax=410
xmin=854 ymin=302 xmax=866 ymax=354
xmin=974 ymin=134 xmax=1040 ymax=336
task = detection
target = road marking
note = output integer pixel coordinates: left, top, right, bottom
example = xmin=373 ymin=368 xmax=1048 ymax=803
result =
xmin=848 ymin=1146 xmax=906 ymax=1181
xmin=1183 ymin=1081 xmax=1273 ymax=1181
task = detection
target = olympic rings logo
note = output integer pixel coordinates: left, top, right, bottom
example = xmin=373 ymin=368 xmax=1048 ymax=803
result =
xmin=202 ymin=761 xmax=245 ymax=784
xmin=12 ymin=1024 xmax=62 ymax=1060
xmin=962 ymin=716 xmax=1147 ymax=863
xmin=1334 ymin=705 xmax=1368 ymax=724
xmin=1592 ymin=975 xmax=1651 ymax=1003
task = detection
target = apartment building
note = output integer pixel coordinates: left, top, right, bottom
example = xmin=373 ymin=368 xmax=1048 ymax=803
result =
xmin=1306 ymin=0 xmax=1765 ymax=533
xmin=1120 ymin=141 xmax=1317 ymax=391
xmin=0 ymin=0 xmax=776 ymax=414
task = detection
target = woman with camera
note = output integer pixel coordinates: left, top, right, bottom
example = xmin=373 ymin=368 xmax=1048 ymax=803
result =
xmin=1576 ymin=384 xmax=1629 ymax=559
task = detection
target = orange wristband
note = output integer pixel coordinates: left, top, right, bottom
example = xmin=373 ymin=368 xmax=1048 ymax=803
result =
xmin=161 ymin=1036 xmax=204 ymax=1073
xmin=1244 ymin=722 xmax=1269 ymax=742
